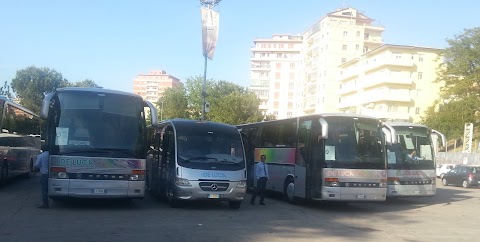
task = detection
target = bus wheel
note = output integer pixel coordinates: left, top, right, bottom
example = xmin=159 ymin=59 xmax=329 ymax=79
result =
xmin=166 ymin=184 xmax=180 ymax=208
xmin=284 ymin=178 xmax=296 ymax=204
xmin=228 ymin=201 xmax=241 ymax=209
xmin=25 ymin=160 xmax=34 ymax=178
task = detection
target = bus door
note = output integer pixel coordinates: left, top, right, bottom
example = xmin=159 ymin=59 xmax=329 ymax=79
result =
xmin=295 ymin=118 xmax=325 ymax=199
xmin=159 ymin=126 xmax=175 ymax=195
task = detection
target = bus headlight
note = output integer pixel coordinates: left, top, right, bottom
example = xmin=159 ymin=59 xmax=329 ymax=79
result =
xmin=175 ymin=177 xmax=192 ymax=187
xmin=325 ymin=178 xmax=340 ymax=187
xmin=58 ymin=172 xmax=67 ymax=179
xmin=236 ymin=180 xmax=247 ymax=188
xmin=130 ymin=174 xmax=139 ymax=181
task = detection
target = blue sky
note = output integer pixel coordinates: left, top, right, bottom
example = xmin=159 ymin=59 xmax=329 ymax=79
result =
xmin=1 ymin=0 xmax=479 ymax=93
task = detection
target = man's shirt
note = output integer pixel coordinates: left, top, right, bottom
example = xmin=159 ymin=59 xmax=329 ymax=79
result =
xmin=34 ymin=151 xmax=50 ymax=175
xmin=255 ymin=161 xmax=269 ymax=179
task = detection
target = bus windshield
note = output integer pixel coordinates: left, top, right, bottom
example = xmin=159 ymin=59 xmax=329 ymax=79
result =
xmin=387 ymin=126 xmax=434 ymax=170
xmin=52 ymin=91 xmax=145 ymax=158
xmin=324 ymin=117 xmax=385 ymax=169
xmin=176 ymin=127 xmax=245 ymax=171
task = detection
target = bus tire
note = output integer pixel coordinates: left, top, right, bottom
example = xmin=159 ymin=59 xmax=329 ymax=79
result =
xmin=166 ymin=184 xmax=181 ymax=208
xmin=229 ymin=201 xmax=242 ymax=209
xmin=283 ymin=177 xmax=296 ymax=204
xmin=25 ymin=160 xmax=34 ymax=178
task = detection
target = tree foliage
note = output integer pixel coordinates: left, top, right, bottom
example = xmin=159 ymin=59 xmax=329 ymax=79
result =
xmin=10 ymin=66 xmax=69 ymax=113
xmin=72 ymin=79 xmax=102 ymax=88
xmin=422 ymin=27 xmax=480 ymax=139
xmin=0 ymin=81 xmax=13 ymax=99
xmin=157 ymin=85 xmax=189 ymax=120
xmin=158 ymin=76 xmax=263 ymax=125
xmin=9 ymin=66 xmax=101 ymax=114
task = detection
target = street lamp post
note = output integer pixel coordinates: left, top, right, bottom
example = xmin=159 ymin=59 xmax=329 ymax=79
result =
xmin=200 ymin=0 xmax=221 ymax=121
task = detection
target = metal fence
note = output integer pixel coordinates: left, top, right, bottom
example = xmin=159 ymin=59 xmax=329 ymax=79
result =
xmin=436 ymin=152 xmax=480 ymax=165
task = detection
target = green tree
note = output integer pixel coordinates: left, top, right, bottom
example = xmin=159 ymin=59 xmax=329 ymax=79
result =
xmin=183 ymin=76 xmax=263 ymax=125
xmin=157 ymin=85 xmax=189 ymax=120
xmin=10 ymin=66 xmax=69 ymax=113
xmin=0 ymin=81 xmax=13 ymax=99
xmin=184 ymin=75 xmax=215 ymax=120
xmin=72 ymin=79 xmax=102 ymax=88
xmin=422 ymin=27 xmax=480 ymax=139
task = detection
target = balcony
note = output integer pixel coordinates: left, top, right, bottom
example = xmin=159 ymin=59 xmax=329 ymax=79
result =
xmin=363 ymin=58 xmax=415 ymax=72
xmin=337 ymin=98 xmax=358 ymax=109
xmin=359 ymin=92 xmax=411 ymax=104
xmin=338 ymin=84 xmax=357 ymax=95
xmin=338 ymin=70 xmax=359 ymax=82
xmin=359 ymin=77 xmax=413 ymax=89
xmin=364 ymin=36 xmax=383 ymax=44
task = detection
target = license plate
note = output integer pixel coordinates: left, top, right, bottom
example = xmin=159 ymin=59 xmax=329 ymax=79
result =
xmin=208 ymin=194 xmax=219 ymax=199
xmin=93 ymin=189 xmax=105 ymax=194
xmin=356 ymin=194 xmax=365 ymax=199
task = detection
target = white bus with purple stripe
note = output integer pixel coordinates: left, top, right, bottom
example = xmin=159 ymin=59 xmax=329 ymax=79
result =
xmin=40 ymin=87 xmax=157 ymax=199
xmin=238 ymin=113 xmax=396 ymax=203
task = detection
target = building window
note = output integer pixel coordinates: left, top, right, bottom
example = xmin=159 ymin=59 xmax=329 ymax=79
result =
xmin=415 ymin=107 xmax=420 ymax=114
xmin=274 ymin=102 xmax=279 ymax=108
xmin=276 ymin=63 xmax=282 ymax=68
xmin=343 ymin=31 xmax=348 ymax=37
xmin=287 ymin=112 xmax=292 ymax=118
xmin=277 ymin=53 xmax=282 ymax=58
xmin=418 ymin=72 xmax=423 ymax=80
xmin=279 ymin=43 xmax=284 ymax=48
xmin=289 ymin=73 xmax=295 ymax=80
xmin=275 ymin=82 xmax=280 ymax=88
xmin=342 ymin=45 xmax=347 ymax=51
xmin=288 ymin=43 xmax=294 ymax=49
xmin=419 ymin=55 xmax=424 ymax=62
xmin=356 ymin=44 xmax=359 ymax=50
xmin=275 ymin=72 xmax=281 ymax=80
xmin=290 ymin=63 xmax=295 ymax=69
xmin=274 ymin=92 xmax=280 ymax=99
xmin=341 ymin=58 xmax=346 ymax=63
xmin=356 ymin=31 xmax=360 ymax=37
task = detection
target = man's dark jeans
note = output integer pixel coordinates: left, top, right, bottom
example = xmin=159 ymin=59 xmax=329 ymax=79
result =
xmin=250 ymin=177 xmax=268 ymax=204
xmin=41 ymin=174 xmax=49 ymax=206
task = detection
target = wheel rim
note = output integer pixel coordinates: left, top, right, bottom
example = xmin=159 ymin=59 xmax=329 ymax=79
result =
xmin=463 ymin=181 xmax=468 ymax=188
xmin=286 ymin=182 xmax=295 ymax=201
xmin=442 ymin=179 xmax=447 ymax=186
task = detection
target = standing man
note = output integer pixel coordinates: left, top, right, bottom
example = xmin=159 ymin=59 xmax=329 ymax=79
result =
xmin=250 ymin=154 xmax=269 ymax=205
xmin=34 ymin=144 xmax=50 ymax=209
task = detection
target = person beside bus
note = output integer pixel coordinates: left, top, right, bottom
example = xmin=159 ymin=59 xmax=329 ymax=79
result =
xmin=250 ymin=155 xmax=269 ymax=205
xmin=34 ymin=144 xmax=50 ymax=209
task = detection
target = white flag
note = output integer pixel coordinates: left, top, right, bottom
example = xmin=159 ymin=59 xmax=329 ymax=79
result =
xmin=201 ymin=8 xmax=219 ymax=60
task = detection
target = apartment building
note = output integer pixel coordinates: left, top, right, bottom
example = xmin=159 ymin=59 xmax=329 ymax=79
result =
xmin=132 ymin=70 xmax=182 ymax=106
xmin=337 ymin=44 xmax=442 ymax=122
xmin=302 ymin=7 xmax=384 ymax=114
xmin=249 ymin=34 xmax=303 ymax=119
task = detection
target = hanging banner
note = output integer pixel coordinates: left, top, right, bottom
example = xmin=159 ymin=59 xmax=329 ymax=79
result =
xmin=201 ymin=7 xmax=219 ymax=60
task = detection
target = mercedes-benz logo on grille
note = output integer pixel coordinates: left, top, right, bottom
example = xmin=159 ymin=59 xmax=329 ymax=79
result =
xmin=211 ymin=183 xmax=218 ymax=191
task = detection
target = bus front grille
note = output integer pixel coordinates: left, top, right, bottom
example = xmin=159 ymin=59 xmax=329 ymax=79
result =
xmin=199 ymin=182 xmax=229 ymax=192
